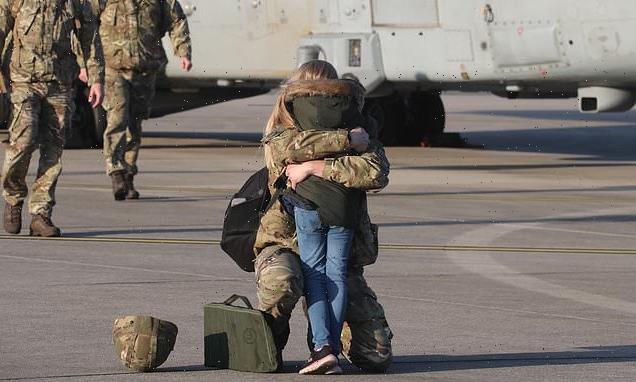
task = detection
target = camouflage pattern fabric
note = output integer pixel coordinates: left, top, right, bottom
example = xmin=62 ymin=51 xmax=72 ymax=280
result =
xmin=342 ymin=266 xmax=393 ymax=372
xmin=0 ymin=0 xmax=104 ymax=86
xmin=102 ymin=69 xmax=156 ymax=175
xmin=0 ymin=0 xmax=103 ymax=215
xmin=97 ymin=0 xmax=191 ymax=72
xmin=112 ymin=315 xmax=178 ymax=372
xmin=2 ymin=83 xmax=72 ymax=215
xmin=255 ymin=249 xmax=393 ymax=372
xmin=254 ymin=127 xmax=392 ymax=371
xmin=254 ymin=127 xmax=390 ymax=266
xmin=96 ymin=0 xmax=191 ymax=175
xmin=254 ymin=247 xmax=303 ymax=352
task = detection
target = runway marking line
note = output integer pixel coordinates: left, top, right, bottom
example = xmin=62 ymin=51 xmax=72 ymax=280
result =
xmin=1 ymin=234 xmax=636 ymax=255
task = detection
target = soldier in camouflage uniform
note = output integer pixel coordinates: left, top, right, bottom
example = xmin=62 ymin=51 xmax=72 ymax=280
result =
xmin=0 ymin=0 xmax=104 ymax=236
xmin=90 ymin=0 xmax=192 ymax=200
xmin=254 ymin=66 xmax=393 ymax=372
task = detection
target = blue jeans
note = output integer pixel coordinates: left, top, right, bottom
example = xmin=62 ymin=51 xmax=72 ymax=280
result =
xmin=294 ymin=206 xmax=353 ymax=353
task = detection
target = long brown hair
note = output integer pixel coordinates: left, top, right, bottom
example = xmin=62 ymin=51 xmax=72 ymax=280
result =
xmin=265 ymin=60 xmax=339 ymax=134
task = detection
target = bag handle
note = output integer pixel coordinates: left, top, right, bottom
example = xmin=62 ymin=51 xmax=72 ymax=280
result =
xmin=222 ymin=294 xmax=253 ymax=309
xmin=262 ymin=173 xmax=287 ymax=212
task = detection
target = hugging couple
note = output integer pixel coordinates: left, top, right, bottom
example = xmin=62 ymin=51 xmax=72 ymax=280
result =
xmin=254 ymin=60 xmax=392 ymax=375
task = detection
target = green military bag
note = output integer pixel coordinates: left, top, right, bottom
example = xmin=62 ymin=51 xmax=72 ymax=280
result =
xmin=203 ymin=295 xmax=279 ymax=372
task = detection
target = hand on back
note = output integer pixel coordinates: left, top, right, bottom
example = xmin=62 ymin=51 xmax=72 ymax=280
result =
xmin=349 ymin=127 xmax=369 ymax=152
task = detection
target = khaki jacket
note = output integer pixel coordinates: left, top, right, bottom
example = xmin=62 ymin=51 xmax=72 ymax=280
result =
xmin=254 ymin=127 xmax=390 ymax=266
xmin=96 ymin=0 xmax=191 ymax=72
xmin=0 ymin=0 xmax=104 ymax=85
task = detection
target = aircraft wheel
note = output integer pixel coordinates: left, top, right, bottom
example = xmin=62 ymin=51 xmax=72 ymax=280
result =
xmin=405 ymin=91 xmax=446 ymax=145
xmin=363 ymin=95 xmax=407 ymax=146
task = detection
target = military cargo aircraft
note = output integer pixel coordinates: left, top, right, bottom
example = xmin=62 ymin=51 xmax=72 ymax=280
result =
xmin=4 ymin=0 xmax=636 ymax=147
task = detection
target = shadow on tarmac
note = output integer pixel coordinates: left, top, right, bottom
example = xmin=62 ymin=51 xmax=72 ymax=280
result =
xmin=461 ymin=125 xmax=636 ymax=161
xmin=392 ymin=163 xmax=636 ymax=171
xmin=4 ymin=346 xmax=633 ymax=379
xmin=375 ymin=185 xmax=636 ymax=198
xmin=464 ymin=109 xmax=636 ymax=123
xmin=376 ymin=213 xmax=636 ymax=228
xmin=386 ymin=345 xmax=636 ymax=374
xmin=149 ymin=345 xmax=636 ymax=375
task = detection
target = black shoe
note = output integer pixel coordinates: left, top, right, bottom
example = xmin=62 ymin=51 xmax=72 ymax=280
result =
xmin=325 ymin=362 xmax=343 ymax=375
xmin=4 ymin=202 xmax=23 ymax=234
xmin=275 ymin=350 xmax=283 ymax=373
xmin=125 ymin=174 xmax=139 ymax=199
xmin=110 ymin=171 xmax=127 ymax=201
xmin=298 ymin=345 xmax=338 ymax=375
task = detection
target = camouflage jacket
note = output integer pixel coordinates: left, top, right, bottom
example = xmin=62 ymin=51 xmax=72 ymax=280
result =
xmin=0 ymin=0 xmax=104 ymax=85
xmin=254 ymin=127 xmax=390 ymax=267
xmin=96 ymin=0 xmax=191 ymax=72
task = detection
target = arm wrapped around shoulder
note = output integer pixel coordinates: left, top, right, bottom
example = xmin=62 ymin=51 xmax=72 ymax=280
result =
xmin=323 ymin=141 xmax=390 ymax=191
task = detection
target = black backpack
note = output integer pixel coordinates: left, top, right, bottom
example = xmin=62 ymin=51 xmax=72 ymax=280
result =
xmin=221 ymin=167 xmax=280 ymax=272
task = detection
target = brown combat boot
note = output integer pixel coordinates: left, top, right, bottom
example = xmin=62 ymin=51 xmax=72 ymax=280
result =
xmin=125 ymin=174 xmax=140 ymax=199
xmin=30 ymin=213 xmax=61 ymax=237
xmin=4 ymin=202 xmax=23 ymax=234
xmin=110 ymin=171 xmax=128 ymax=201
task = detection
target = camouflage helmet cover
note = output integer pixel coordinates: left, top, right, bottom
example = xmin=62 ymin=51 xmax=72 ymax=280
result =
xmin=112 ymin=315 xmax=178 ymax=372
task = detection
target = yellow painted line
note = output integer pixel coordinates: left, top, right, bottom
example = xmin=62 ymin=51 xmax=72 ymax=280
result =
xmin=379 ymin=243 xmax=636 ymax=255
xmin=1 ymin=235 xmax=636 ymax=255
xmin=0 ymin=235 xmax=217 ymax=245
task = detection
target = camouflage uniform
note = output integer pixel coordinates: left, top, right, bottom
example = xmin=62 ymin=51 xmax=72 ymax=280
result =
xmin=0 ymin=0 xmax=104 ymax=216
xmin=254 ymin=128 xmax=393 ymax=372
xmin=97 ymin=0 xmax=191 ymax=175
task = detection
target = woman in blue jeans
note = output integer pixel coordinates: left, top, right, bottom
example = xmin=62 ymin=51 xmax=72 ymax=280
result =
xmin=265 ymin=60 xmax=372 ymax=375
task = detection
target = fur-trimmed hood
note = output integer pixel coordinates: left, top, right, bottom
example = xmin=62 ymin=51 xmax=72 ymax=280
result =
xmin=282 ymin=79 xmax=366 ymax=110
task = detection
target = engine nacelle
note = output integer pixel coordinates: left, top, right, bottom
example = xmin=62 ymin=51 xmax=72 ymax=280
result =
xmin=577 ymin=87 xmax=636 ymax=113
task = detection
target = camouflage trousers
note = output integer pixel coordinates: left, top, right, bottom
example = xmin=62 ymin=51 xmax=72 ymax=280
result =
xmin=1 ymin=82 xmax=72 ymax=215
xmin=103 ymin=69 xmax=156 ymax=175
xmin=255 ymin=248 xmax=393 ymax=372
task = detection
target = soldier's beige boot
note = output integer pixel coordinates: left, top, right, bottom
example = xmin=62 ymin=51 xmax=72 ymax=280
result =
xmin=110 ymin=171 xmax=128 ymax=201
xmin=4 ymin=202 xmax=23 ymax=234
xmin=125 ymin=174 xmax=140 ymax=200
xmin=30 ymin=213 xmax=61 ymax=237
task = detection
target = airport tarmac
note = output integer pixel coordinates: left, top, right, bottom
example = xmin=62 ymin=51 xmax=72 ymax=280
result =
xmin=1 ymin=92 xmax=636 ymax=381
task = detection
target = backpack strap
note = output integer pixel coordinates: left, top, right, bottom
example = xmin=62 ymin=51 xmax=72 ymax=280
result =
xmin=264 ymin=174 xmax=287 ymax=212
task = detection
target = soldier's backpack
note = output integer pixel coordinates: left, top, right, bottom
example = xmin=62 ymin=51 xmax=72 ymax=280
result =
xmin=220 ymin=167 xmax=282 ymax=272
xmin=203 ymin=295 xmax=279 ymax=373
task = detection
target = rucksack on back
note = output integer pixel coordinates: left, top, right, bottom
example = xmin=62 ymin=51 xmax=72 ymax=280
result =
xmin=220 ymin=167 xmax=271 ymax=272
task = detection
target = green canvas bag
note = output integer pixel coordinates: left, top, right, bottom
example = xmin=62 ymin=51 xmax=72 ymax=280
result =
xmin=203 ymin=295 xmax=279 ymax=372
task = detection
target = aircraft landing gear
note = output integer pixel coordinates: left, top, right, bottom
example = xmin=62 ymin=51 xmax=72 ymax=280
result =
xmin=363 ymin=95 xmax=406 ymax=146
xmin=404 ymin=91 xmax=446 ymax=146
xmin=364 ymin=91 xmax=447 ymax=146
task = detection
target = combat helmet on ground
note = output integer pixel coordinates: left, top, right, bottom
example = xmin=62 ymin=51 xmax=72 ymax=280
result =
xmin=112 ymin=315 xmax=178 ymax=372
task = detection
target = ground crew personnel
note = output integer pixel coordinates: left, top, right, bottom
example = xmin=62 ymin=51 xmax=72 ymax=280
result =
xmin=0 ymin=0 xmax=104 ymax=237
xmin=88 ymin=0 xmax=192 ymax=200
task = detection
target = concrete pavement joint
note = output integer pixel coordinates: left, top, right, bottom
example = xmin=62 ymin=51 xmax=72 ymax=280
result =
xmin=0 ymin=254 xmax=251 ymax=282
xmin=378 ymin=294 xmax=636 ymax=327
xmin=2 ymin=234 xmax=636 ymax=255
xmin=446 ymin=207 xmax=636 ymax=315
